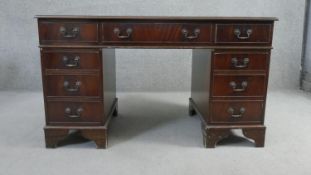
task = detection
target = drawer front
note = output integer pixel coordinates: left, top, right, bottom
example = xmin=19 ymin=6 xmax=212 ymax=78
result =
xmin=210 ymin=100 xmax=264 ymax=124
xmin=45 ymin=75 xmax=101 ymax=97
xmin=215 ymin=23 xmax=272 ymax=44
xmin=41 ymin=50 xmax=101 ymax=70
xmin=102 ymin=23 xmax=212 ymax=44
xmin=212 ymin=75 xmax=266 ymax=97
xmin=213 ymin=51 xmax=269 ymax=71
xmin=38 ymin=21 xmax=99 ymax=44
xmin=46 ymin=101 xmax=103 ymax=125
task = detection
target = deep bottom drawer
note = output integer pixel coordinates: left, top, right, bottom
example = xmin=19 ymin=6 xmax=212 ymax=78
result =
xmin=209 ymin=100 xmax=264 ymax=124
xmin=46 ymin=101 xmax=103 ymax=126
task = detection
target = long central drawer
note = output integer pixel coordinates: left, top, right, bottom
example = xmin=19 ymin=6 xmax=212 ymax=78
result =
xmin=101 ymin=22 xmax=213 ymax=44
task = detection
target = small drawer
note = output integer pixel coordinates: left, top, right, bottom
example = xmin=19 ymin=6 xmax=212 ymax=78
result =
xmin=41 ymin=49 xmax=101 ymax=70
xmin=210 ymin=100 xmax=264 ymax=124
xmin=212 ymin=75 xmax=266 ymax=97
xmin=45 ymin=75 xmax=101 ymax=97
xmin=38 ymin=21 xmax=99 ymax=44
xmin=102 ymin=23 xmax=212 ymax=44
xmin=213 ymin=51 xmax=269 ymax=71
xmin=215 ymin=23 xmax=272 ymax=44
xmin=46 ymin=101 xmax=103 ymax=126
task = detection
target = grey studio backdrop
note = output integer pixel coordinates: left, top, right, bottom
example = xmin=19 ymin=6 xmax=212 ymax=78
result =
xmin=0 ymin=0 xmax=306 ymax=92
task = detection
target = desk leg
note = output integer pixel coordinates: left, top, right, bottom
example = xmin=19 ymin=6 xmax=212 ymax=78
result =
xmin=201 ymin=125 xmax=266 ymax=148
xmin=188 ymin=98 xmax=197 ymax=116
xmin=44 ymin=127 xmax=108 ymax=149
xmin=242 ymin=127 xmax=266 ymax=147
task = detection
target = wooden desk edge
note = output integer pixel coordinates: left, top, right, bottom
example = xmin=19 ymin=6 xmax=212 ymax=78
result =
xmin=34 ymin=15 xmax=279 ymax=21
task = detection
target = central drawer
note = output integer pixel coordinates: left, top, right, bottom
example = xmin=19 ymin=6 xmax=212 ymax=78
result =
xmin=101 ymin=23 xmax=212 ymax=44
xmin=45 ymin=75 xmax=101 ymax=97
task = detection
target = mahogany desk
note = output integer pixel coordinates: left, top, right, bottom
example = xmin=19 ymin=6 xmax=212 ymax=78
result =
xmin=36 ymin=16 xmax=277 ymax=148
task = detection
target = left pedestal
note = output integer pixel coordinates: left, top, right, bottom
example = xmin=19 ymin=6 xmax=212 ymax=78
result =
xmin=40 ymin=46 xmax=117 ymax=149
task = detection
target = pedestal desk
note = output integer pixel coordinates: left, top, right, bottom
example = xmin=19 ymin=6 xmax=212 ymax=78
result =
xmin=36 ymin=16 xmax=277 ymax=148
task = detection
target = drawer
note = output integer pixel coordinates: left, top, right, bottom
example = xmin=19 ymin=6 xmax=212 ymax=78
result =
xmin=45 ymin=75 xmax=101 ymax=97
xmin=210 ymin=100 xmax=264 ymax=124
xmin=212 ymin=75 xmax=266 ymax=97
xmin=102 ymin=23 xmax=212 ymax=44
xmin=215 ymin=23 xmax=272 ymax=44
xmin=213 ymin=51 xmax=269 ymax=71
xmin=38 ymin=21 xmax=99 ymax=44
xmin=46 ymin=101 xmax=103 ymax=126
xmin=41 ymin=50 xmax=101 ymax=69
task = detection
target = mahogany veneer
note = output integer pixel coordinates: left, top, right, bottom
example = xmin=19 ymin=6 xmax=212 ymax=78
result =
xmin=36 ymin=15 xmax=277 ymax=148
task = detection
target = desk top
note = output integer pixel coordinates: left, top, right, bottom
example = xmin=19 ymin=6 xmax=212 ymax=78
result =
xmin=35 ymin=15 xmax=278 ymax=21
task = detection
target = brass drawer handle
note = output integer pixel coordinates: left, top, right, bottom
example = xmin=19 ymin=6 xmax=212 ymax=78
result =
xmin=113 ymin=28 xmax=133 ymax=39
xmin=182 ymin=28 xmax=200 ymax=40
xmin=229 ymin=81 xmax=248 ymax=92
xmin=63 ymin=80 xmax=81 ymax=92
xmin=234 ymin=28 xmax=252 ymax=40
xmin=231 ymin=57 xmax=249 ymax=68
xmin=227 ymin=107 xmax=246 ymax=118
xmin=62 ymin=56 xmax=80 ymax=68
xmin=59 ymin=26 xmax=80 ymax=38
xmin=65 ymin=107 xmax=83 ymax=118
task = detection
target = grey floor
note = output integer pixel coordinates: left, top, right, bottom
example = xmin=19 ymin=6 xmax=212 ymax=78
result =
xmin=0 ymin=90 xmax=311 ymax=175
